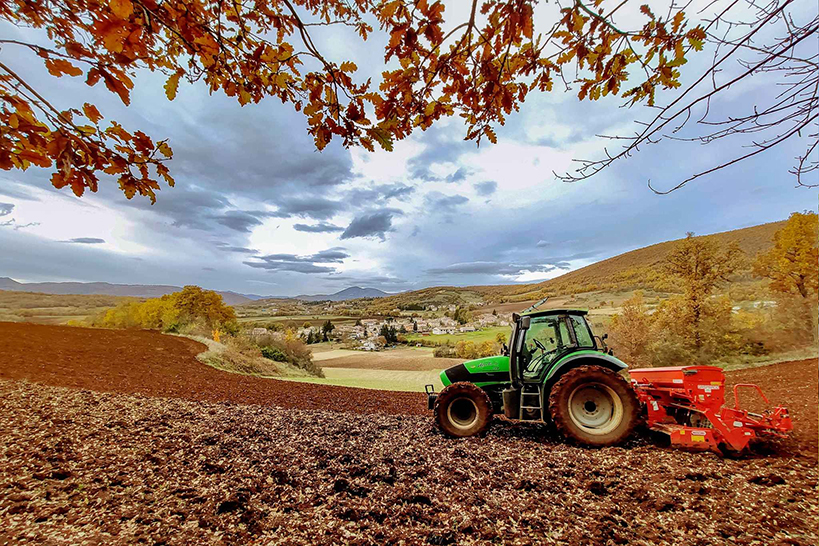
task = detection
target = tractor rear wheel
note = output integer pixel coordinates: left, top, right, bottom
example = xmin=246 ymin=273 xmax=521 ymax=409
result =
xmin=548 ymin=365 xmax=639 ymax=447
xmin=434 ymin=382 xmax=493 ymax=438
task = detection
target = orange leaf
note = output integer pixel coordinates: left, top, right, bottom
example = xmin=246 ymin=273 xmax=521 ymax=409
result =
xmin=164 ymin=73 xmax=180 ymax=100
xmin=157 ymin=141 xmax=172 ymax=158
xmin=102 ymin=72 xmax=131 ymax=105
xmin=86 ymin=68 xmax=101 ymax=87
xmin=339 ymin=61 xmax=357 ymax=73
xmin=109 ymin=0 xmax=133 ymax=19
xmin=82 ymin=103 xmax=103 ymax=124
xmin=45 ymin=59 xmax=83 ymax=78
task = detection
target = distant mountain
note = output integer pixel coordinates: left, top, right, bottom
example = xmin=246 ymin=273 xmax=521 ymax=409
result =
xmin=0 ymin=278 xmax=253 ymax=306
xmin=295 ymin=286 xmax=390 ymax=302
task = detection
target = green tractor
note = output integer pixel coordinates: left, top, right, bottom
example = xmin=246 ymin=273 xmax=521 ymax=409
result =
xmin=425 ymin=307 xmax=640 ymax=446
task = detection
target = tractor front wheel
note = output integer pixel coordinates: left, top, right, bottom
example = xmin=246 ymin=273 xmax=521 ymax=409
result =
xmin=434 ymin=382 xmax=493 ymax=438
xmin=548 ymin=365 xmax=639 ymax=447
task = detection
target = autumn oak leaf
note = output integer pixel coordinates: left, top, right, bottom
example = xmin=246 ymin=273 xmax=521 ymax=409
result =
xmin=164 ymin=74 xmax=180 ymax=101
xmin=45 ymin=59 xmax=83 ymax=78
xmin=158 ymin=141 xmax=173 ymax=158
xmin=82 ymin=103 xmax=103 ymax=124
xmin=109 ymin=0 xmax=133 ymax=20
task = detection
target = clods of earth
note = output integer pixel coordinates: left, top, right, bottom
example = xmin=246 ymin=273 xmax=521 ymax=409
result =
xmin=0 ymin=322 xmax=816 ymax=544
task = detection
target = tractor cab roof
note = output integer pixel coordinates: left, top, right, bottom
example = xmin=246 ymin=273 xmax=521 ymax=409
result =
xmin=519 ymin=308 xmax=588 ymax=318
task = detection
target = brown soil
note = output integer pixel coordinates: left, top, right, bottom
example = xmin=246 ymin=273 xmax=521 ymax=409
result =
xmin=0 ymin=322 xmax=816 ymax=544
xmin=0 ymin=322 xmax=427 ymax=416
xmin=0 ymin=381 xmax=816 ymax=545
xmin=724 ymin=359 xmax=818 ymax=457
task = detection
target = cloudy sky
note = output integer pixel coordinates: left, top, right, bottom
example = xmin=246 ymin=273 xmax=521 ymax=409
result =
xmin=1 ymin=2 xmax=814 ymax=296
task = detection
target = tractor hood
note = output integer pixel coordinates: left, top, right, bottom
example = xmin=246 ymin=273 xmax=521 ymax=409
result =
xmin=440 ymin=355 xmax=510 ymax=387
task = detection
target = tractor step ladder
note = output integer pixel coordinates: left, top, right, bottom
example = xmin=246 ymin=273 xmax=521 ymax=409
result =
xmin=520 ymin=384 xmax=542 ymax=421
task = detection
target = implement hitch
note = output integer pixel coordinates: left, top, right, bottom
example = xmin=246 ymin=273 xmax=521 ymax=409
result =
xmin=631 ymin=366 xmax=792 ymax=455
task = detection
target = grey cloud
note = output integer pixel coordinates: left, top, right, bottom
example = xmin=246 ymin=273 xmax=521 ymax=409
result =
xmin=0 ymin=218 xmax=40 ymax=230
xmin=311 ymin=248 xmax=350 ymax=263
xmin=446 ymin=167 xmax=470 ymax=183
xmin=213 ymin=210 xmax=273 ymax=233
xmin=347 ymin=183 xmax=415 ymax=204
xmin=423 ymin=192 xmax=469 ymax=213
xmin=326 ymin=274 xmax=408 ymax=287
xmin=63 ymin=238 xmax=106 ymax=244
xmin=271 ymin=196 xmax=346 ymax=220
xmin=293 ymin=222 xmax=345 ymax=233
xmin=0 ymin=203 xmax=13 ymax=217
xmin=202 ymin=267 xmax=216 ymax=271
xmin=407 ymin=126 xmax=477 ymax=181
xmin=126 ymin=187 xmax=231 ymax=231
xmin=0 ymin=182 xmax=38 ymax=201
xmin=340 ymin=210 xmax=401 ymax=241
xmin=215 ymin=243 xmax=259 ymax=254
xmin=244 ymin=261 xmax=335 ymax=274
xmin=473 ymin=181 xmax=498 ymax=196
xmin=243 ymin=247 xmax=350 ymax=274
xmin=426 ymin=261 xmax=566 ymax=277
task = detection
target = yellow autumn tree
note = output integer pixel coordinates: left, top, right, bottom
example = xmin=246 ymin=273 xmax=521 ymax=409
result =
xmin=608 ymin=291 xmax=652 ymax=367
xmin=91 ymin=285 xmax=235 ymax=333
xmin=753 ymin=212 xmax=818 ymax=298
xmin=663 ymin=233 xmax=744 ymax=351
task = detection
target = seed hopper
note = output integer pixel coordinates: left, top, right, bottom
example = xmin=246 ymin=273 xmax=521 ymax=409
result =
xmin=630 ymin=365 xmax=792 ymax=454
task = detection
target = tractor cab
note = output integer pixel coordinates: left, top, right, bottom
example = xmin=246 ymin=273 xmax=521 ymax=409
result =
xmin=508 ymin=309 xmax=603 ymax=386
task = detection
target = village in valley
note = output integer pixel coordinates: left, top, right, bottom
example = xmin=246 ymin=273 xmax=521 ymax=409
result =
xmin=244 ymin=300 xmax=509 ymax=352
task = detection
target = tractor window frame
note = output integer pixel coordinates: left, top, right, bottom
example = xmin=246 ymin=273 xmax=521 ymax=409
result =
xmin=519 ymin=316 xmax=564 ymax=379
xmin=567 ymin=315 xmax=596 ymax=349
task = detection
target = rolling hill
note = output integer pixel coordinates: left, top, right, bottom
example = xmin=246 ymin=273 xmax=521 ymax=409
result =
xmin=295 ymin=287 xmax=390 ymax=302
xmin=0 ymin=278 xmax=253 ymax=305
xmin=363 ymin=220 xmax=785 ymax=310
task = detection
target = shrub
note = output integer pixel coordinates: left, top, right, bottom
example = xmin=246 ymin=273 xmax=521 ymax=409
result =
xmin=455 ymin=340 xmax=479 ymax=359
xmin=478 ymin=340 xmax=500 ymax=357
xmin=260 ymin=346 xmax=287 ymax=362
xmin=433 ymin=342 xmax=456 ymax=358
xmin=256 ymin=333 xmax=323 ymax=377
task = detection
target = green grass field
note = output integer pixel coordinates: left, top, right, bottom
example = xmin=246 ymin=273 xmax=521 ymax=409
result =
xmin=406 ymin=325 xmax=510 ymax=346
xmin=273 ymin=368 xmax=444 ymax=392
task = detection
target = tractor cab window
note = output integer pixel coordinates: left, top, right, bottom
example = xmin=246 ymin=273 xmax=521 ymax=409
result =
xmin=569 ymin=315 xmax=595 ymax=348
xmin=520 ymin=316 xmax=563 ymax=378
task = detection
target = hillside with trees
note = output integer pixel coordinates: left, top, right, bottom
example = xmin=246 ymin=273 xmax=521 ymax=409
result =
xmin=361 ymin=220 xmax=788 ymax=312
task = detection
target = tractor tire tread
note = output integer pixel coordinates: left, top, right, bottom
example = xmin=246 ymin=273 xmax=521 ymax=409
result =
xmin=548 ymin=365 xmax=639 ymax=447
xmin=434 ymin=382 xmax=493 ymax=438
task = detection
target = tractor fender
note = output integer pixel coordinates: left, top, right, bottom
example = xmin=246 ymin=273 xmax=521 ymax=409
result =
xmin=543 ymin=352 xmax=629 ymax=391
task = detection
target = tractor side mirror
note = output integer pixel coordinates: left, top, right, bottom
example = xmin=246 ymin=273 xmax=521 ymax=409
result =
xmin=602 ymin=334 xmax=608 ymax=340
xmin=520 ymin=316 xmax=531 ymax=329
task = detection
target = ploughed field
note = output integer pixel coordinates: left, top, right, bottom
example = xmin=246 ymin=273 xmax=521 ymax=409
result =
xmin=0 ymin=322 xmax=817 ymax=545
xmin=0 ymin=322 xmax=427 ymax=416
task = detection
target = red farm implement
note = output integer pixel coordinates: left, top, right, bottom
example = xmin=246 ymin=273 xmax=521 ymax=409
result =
xmin=630 ymin=366 xmax=792 ymax=455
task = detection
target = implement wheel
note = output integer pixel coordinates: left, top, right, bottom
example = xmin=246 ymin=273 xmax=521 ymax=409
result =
xmin=434 ymin=382 xmax=493 ymax=438
xmin=548 ymin=365 xmax=639 ymax=447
